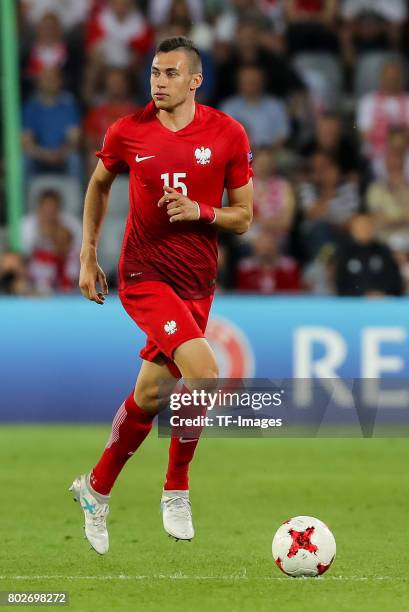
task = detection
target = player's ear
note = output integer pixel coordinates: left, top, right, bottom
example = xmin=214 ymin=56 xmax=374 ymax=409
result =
xmin=190 ymin=73 xmax=203 ymax=91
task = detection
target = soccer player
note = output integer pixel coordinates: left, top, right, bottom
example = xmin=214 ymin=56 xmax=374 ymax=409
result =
xmin=70 ymin=36 xmax=253 ymax=554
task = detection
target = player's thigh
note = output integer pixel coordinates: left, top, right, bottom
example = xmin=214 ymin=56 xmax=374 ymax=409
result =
xmin=134 ymin=359 xmax=179 ymax=413
xmin=120 ymin=281 xmax=206 ymax=363
xmin=173 ymin=337 xmax=219 ymax=387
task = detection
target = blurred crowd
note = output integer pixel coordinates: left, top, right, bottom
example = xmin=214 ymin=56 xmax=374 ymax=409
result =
xmin=2 ymin=0 xmax=409 ymax=297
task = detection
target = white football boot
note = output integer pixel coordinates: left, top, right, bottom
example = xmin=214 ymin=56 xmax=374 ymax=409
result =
xmin=161 ymin=490 xmax=194 ymax=541
xmin=69 ymin=474 xmax=110 ymax=555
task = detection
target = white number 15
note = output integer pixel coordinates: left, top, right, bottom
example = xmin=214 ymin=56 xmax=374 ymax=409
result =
xmin=161 ymin=172 xmax=188 ymax=196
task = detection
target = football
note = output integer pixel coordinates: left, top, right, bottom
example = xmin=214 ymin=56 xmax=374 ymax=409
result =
xmin=272 ymin=516 xmax=336 ymax=577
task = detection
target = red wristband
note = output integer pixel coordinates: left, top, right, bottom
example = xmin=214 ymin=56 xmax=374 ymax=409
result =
xmin=194 ymin=201 xmax=216 ymax=224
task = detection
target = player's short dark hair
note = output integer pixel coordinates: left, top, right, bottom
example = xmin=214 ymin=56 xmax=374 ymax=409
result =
xmin=156 ymin=36 xmax=202 ymax=73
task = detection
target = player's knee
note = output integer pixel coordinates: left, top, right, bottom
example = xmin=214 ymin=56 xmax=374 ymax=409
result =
xmin=182 ymin=360 xmax=219 ymax=392
xmin=134 ymin=383 xmax=168 ymax=413
xmin=203 ymin=362 xmax=219 ymax=381
xmin=182 ymin=358 xmax=218 ymax=380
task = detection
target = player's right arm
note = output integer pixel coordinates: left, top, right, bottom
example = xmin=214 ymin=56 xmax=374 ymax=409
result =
xmin=79 ymin=160 xmax=116 ymax=305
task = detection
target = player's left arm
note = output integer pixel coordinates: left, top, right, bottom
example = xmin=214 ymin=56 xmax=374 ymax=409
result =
xmin=212 ymin=180 xmax=253 ymax=234
xmin=158 ymin=179 xmax=253 ymax=235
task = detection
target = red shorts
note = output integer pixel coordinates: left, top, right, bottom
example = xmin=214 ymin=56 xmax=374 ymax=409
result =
xmin=119 ymin=280 xmax=214 ymax=378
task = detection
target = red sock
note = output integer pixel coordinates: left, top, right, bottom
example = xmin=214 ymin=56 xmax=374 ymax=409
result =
xmin=90 ymin=392 xmax=154 ymax=495
xmin=164 ymin=386 xmax=207 ymax=490
xmin=164 ymin=436 xmax=201 ymax=490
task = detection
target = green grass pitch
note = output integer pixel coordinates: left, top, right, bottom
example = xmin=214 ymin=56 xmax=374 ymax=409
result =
xmin=1 ymin=426 xmax=409 ymax=611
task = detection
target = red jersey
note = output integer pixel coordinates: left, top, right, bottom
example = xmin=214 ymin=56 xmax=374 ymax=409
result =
xmin=97 ymin=101 xmax=253 ymax=299
xmin=237 ymin=256 xmax=301 ymax=293
xmin=294 ymin=0 xmax=324 ymax=13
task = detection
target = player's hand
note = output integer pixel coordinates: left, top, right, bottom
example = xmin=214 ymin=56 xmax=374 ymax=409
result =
xmin=79 ymin=257 xmax=108 ymax=305
xmin=157 ymin=187 xmax=200 ymax=223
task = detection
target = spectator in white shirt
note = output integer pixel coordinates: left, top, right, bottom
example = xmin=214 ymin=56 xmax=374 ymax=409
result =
xmin=357 ymin=60 xmax=409 ymax=160
xmin=21 ymin=0 xmax=92 ymax=31
xmin=341 ymin=0 xmax=407 ymax=25
xmin=21 ymin=189 xmax=82 ymax=293
xmin=85 ymin=0 xmax=153 ymax=68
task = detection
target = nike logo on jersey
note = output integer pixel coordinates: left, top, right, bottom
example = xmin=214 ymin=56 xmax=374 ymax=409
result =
xmin=135 ymin=154 xmax=155 ymax=163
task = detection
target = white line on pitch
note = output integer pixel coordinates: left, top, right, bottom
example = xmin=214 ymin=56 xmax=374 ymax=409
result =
xmin=0 ymin=575 xmax=408 ymax=582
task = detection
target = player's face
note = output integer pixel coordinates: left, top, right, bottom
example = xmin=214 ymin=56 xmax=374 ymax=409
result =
xmin=150 ymin=51 xmax=202 ymax=111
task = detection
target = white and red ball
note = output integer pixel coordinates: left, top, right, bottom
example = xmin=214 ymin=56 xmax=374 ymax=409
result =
xmin=272 ymin=516 xmax=336 ymax=577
